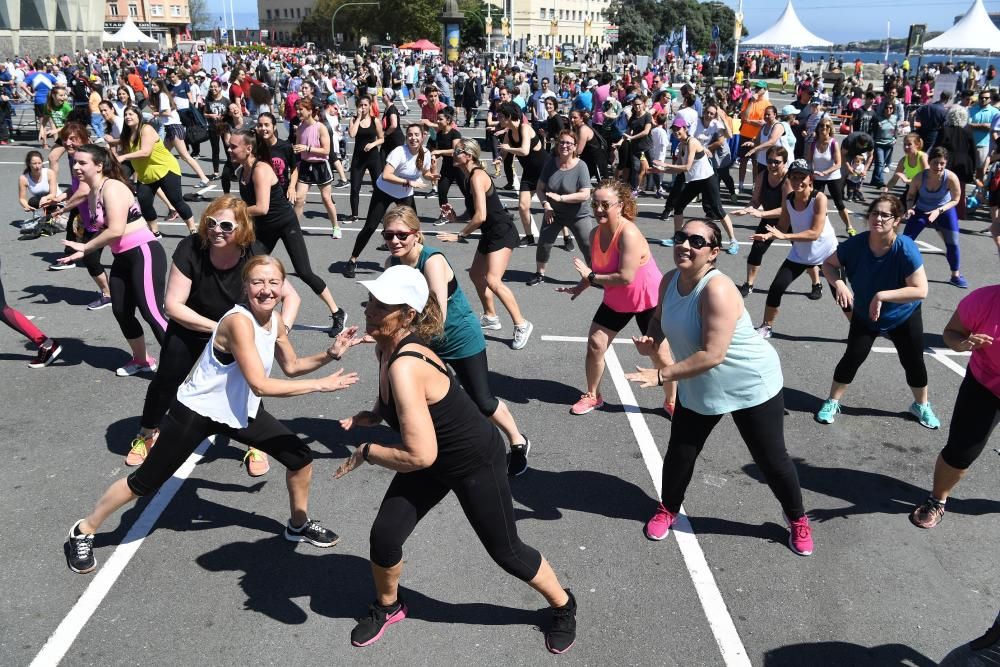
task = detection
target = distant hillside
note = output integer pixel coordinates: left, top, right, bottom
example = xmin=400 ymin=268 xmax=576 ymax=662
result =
xmin=206 ymin=11 xmax=259 ymax=30
xmin=833 ymin=33 xmax=943 ymax=51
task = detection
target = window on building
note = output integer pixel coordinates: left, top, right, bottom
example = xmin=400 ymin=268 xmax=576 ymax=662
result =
xmin=305 ymin=8 xmax=309 ymax=16
xmin=539 ymin=8 xmax=544 ymax=19
xmin=266 ymin=9 xmax=271 ymax=19
xmin=283 ymin=8 xmax=288 ymax=17
xmin=150 ymin=5 xmax=163 ymax=16
xmin=109 ymin=4 xmax=119 ymax=17
xmin=170 ymin=5 xmax=181 ymax=16
xmin=128 ymin=4 xmax=138 ymax=17
xmin=548 ymin=8 xmax=553 ymax=18
xmin=20 ymin=0 xmax=45 ymax=29
xmin=296 ymin=8 xmax=301 ymax=17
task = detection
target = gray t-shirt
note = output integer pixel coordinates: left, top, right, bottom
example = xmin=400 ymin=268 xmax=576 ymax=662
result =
xmin=540 ymin=157 xmax=592 ymax=225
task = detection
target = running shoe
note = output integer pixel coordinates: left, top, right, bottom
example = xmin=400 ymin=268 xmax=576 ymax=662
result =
xmin=116 ymin=357 xmax=158 ymax=377
xmin=526 ymin=272 xmax=545 ymax=286
xmin=330 ymin=308 xmax=348 ymax=337
xmin=847 ymin=227 xmax=858 ymax=237
xmin=564 ymin=236 xmax=576 ymax=252
xmin=332 ymin=225 xmax=343 ymax=239
xmin=518 ymin=234 xmax=536 ymax=247
xmin=949 ymin=274 xmax=969 ymax=289
xmin=344 ymin=215 xmax=358 ymax=224
xmin=815 ymin=399 xmax=841 ymax=424
xmin=335 ymin=179 xmax=349 ymax=189
xmin=645 ymin=503 xmax=677 ymax=540
xmin=660 ymin=237 xmax=675 ymax=247
xmin=807 ymin=283 xmax=823 ymax=301
xmin=738 ymin=282 xmax=753 ymax=297
xmin=125 ymin=430 xmax=159 ymax=467
xmin=480 ymin=314 xmax=502 ymax=330
xmin=66 ymin=520 xmax=96 ymax=574
xmin=726 ymin=239 xmax=740 ymax=255
xmin=511 ymin=321 xmax=534 ymax=350
xmin=343 ymin=260 xmax=357 ymax=279
xmin=545 ymin=589 xmax=577 ymax=655
xmin=243 ymin=447 xmax=270 ymax=477
xmin=87 ymin=293 xmax=112 ymax=310
xmin=756 ymin=324 xmax=773 ymax=339
xmin=909 ymin=402 xmax=941 ymax=429
xmin=507 ymin=438 xmax=531 ymax=477
xmin=376 ymin=243 xmax=389 ymax=251
xmin=663 ymin=400 xmax=675 ymax=419
xmin=631 ymin=187 xmax=642 ymax=198
xmin=28 ymin=341 xmax=62 ymax=369
xmin=570 ymin=393 xmax=604 ymax=415
xmin=49 ymin=260 xmax=75 ymax=271
xmin=284 ymin=518 xmax=340 ymax=547
xmin=786 ymin=514 xmax=814 ymax=556
xmin=433 ymin=216 xmax=449 ymax=226
xmin=910 ymin=497 xmax=946 ymax=529
xmin=351 ymin=599 xmax=408 ymax=647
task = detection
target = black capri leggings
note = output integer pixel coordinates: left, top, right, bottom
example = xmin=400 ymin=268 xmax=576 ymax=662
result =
xmin=63 ymin=221 xmax=106 ymax=277
xmin=765 ymin=258 xmax=819 ymax=308
xmin=256 ymin=211 xmax=328 ymax=295
xmin=746 ymin=218 xmax=779 ymax=267
xmin=446 ymin=349 xmax=499 ymax=416
xmin=140 ymin=323 xmax=207 ymax=431
xmin=369 ymin=441 xmax=543 ymax=581
xmin=349 ymin=149 xmax=383 ymax=218
xmin=137 ymin=172 xmax=193 ymax=222
xmin=671 ymin=173 xmax=727 ymax=219
xmin=939 ymin=372 xmax=1000 ymax=470
xmin=438 ymin=168 xmax=466 ymax=209
xmin=128 ymin=401 xmax=313 ymax=496
xmin=351 ymin=186 xmax=415 ymax=259
xmin=110 ymin=241 xmax=168 ymax=343
xmin=832 ymin=307 xmax=928 ymax=387
xmin=814 ymin=178 xmax=846 ymax=212
xmin=661 ymin=390 xmax=805 ymax=520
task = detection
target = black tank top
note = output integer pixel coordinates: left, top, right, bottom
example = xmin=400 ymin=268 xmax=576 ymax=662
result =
xmin=512 ymin=127 xmax=548 ymax=177
xmin=376 ymin=333 xmax=501 ymax=477
xmin=238 ymin=161 xmax=294 ymax=224
xmin=759 ymin=173 xmax=786 ymax=219
xmin=464 ymin=166 xmax=508 ymax=229
xmin=352 ymin=116 xmax=378 ymax=158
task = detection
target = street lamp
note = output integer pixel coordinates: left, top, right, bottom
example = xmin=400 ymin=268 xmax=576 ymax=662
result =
xmin=331 ymin=1 xmax=380 ymax=46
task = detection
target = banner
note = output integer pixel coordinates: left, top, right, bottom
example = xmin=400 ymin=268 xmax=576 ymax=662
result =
xmin=680 ymin=25 xmax=687 ymax=56
xmin=906 ymin=24 xmax=927 ymax=57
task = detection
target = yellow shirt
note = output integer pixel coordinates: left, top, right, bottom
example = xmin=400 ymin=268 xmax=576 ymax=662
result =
xmin=128 ymin=131 xmax=181 ymax=183
xmin=735 ymin=71 xmax=744 ymax=85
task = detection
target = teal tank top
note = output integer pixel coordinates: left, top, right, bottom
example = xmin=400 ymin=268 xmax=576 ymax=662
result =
xmin=391 ymin=245 xmax=485 ymax=360
xmin=660 ymin=269 xmax=783 ymax=415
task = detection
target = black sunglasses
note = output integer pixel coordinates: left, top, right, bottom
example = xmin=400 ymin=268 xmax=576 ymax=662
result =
xmin=381 ymin=230 xmax=417 ymax=241
xmin=206 ymin=216 xmax=237 ymax=233
xmin=672 ymin=230 xmax=713 ymax=249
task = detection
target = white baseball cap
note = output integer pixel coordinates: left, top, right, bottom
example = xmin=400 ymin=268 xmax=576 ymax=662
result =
xmin=358 ymin=265 xmax=429 ymax=312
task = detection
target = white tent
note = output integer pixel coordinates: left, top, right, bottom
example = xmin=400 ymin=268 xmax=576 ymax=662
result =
xmin=742 ymin=0 xmax=832 ymax=48
xmin=101 ymin=32 xmax=118 ymax=44
xmin=107 ymin=18 xmax=159 ymax=46
xmin=924 ymin=0 xmax=1000 ymax=52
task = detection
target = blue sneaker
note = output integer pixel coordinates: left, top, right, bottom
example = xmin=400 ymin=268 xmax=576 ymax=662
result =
xmin=815 ymin=399 xmax=841 ymax=424
xmin=909 ymin=402 xmax=941 ymax=429
xmin=726 ymin=239 xmax=740 ymax=255
xmin=660 ymin=237 xmax=675 ymax=247
xmin=949 ymin=274 xmax=969 ymax=289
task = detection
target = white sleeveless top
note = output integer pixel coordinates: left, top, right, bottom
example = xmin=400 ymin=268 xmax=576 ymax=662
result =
xmin=785 ymin=193 xmax=838 ymax=266
xmin=177 ymin=306 xmax=278 ymax=428
xmin=757 ymin=123 xmax=777 ymax=165
xmin=681 ymin=138 xmax=714 ymax=182
xmin=25 ymin=168 xmax=51 ymax=197
xmin=811 ymin=140 xmax=836 ymax=181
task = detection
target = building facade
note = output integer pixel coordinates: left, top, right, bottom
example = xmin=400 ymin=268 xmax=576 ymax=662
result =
xmin=257 ymin=0 xmax=315 ymax=45
xmin=508 ymin=0 xmax=611 ymax=51
xmin=105 ymin=0 xmax=190 ymax=47
xmin=0 ymin=0 xmax=105 ymax=56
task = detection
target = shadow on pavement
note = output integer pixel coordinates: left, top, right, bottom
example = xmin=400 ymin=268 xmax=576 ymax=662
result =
xmin=762 ymin=640 xmax=935 ymax=666
xmin=17 ymin=283 xmax=98 ymax=306
xmin=488 ymin=369 xmax=581 ymax=406
xmin=511 ymin=468 xmax=652 ymax=522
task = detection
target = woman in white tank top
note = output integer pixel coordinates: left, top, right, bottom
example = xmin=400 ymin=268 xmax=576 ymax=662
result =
xmin=807 ymin=119 xmax=856 ymax=235
xmin=750 ymin=160 xmax=838 ymax=338
xmin=18 ymin=151 xmax=57 ymax=212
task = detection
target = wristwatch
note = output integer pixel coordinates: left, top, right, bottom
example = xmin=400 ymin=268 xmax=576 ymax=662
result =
xmin=587 ymin=271 xmax=597 ymax=286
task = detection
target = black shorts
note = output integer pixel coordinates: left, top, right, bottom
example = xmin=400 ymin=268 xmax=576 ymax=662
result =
xmin=519 ymin=176 xmax=538 ymax=192
xmin=297 ymin=160 xmax=334 ymax=186
xmin=989 ymin=188 xmax=1000 ymax=208
xmin=477 ymin=216 xmax=519 ymax=254
xmin=164 ymin=124 xmax=186 ymax=142
xmin=592 ymin=302 xmax=656 ymax=334
xmin=737 ymin=139 xmax=755 ymax=159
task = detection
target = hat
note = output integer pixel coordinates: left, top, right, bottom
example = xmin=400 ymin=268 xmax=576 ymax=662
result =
xmin=358 ymin=265 xmax=429 ymax=312
xmin=753 ymin=80 xmax=768 ymax=90
xmin=787 ymin=159 xmax=811 ymax=176
xmin=780 ymin=104 xmax=798 ymax=116
xmin=670 ymin=117 xmax=688 ymax=129
xmin=195 ymin=70 xmax=206 ymax=77
xmin=587 ymin=78 xmax=598 ymax=88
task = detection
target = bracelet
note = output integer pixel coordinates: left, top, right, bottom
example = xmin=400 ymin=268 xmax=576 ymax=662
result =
xmin=326 ymin=347 xmax=341 ymax=361
xmin=657 ymin=369 xmax=664 ymax=386
xmin=362 ymin=442 xmax=372 ymax=463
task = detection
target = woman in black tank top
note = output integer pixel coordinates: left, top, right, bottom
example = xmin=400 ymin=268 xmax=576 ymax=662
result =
xmin=335 ymin=265 xmax=577 ymax=653
xmin=347 ymin=94 xmax=385 ymax=221
xmin=497 ymin=101 xmax=550 ymax=244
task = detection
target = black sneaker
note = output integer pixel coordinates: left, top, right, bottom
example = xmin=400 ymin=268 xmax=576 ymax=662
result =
xmin=507 ymin=438 xmax=531 ymax=476
xmin=545 ymin=589 xmax=577 ymax=654
xmin=500 ymin=182 xmax=514 ymax=190
xmin=343 ymin=260 xmax=357 ymax=279
xmin=284 ymin=518 xmax=340 ymax=547
xmin=345 ymin=215 xmax=358 ymax=224
xmin=351 ymin=599 xmax=408 ymax=647
xmin=526 ymin=272 xmax=545 ymax=287
xmin=376 ymin=243 xmax=389 ymax=251
xmin=518 ymin=234 xmax=535 ymax=247
xmin=335 ymin=179 xmax=350 ymax=189
xmin=807 ymin=283 xmax=823 ymax=301
xmin=564 ymin=236 xmax=576 ymax=252
xmin=738 ymin=282 xmax=753 ymax=297
xmin=330 ymin=308 xmax=348 ymax=337
xmin=66 ymin=520 xmax=96 ymax=574
xmin=28 ymin=340 xmax=62 ymax=368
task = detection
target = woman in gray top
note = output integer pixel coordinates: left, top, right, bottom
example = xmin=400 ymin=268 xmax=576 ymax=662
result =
xmin=528 ymin=128 xmax=595 ymax=286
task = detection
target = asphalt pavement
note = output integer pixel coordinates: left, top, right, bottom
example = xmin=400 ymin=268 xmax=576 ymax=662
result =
xmin=1 ymin=108 xmax=997 ymax=667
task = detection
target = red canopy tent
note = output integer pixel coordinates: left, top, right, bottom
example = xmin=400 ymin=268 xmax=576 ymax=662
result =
xmin=399 ymin=39 xmax=439 ymax=51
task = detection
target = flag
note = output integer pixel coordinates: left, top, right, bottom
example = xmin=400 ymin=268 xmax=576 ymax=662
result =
xmin=681 ymin=25 xmax=687 ymax=56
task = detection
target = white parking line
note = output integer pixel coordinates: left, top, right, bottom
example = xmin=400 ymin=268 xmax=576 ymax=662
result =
xmin=31 ymin=437 xmax=214 ymax=667
xmin=543 ymin=334 xmax=751 ymax=667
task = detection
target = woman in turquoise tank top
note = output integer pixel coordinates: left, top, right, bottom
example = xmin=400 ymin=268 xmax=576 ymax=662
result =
xmin=383 ymin=206 xmax=532 ymax=476
xmin=625 ymin=219 xmax=814 ymax=557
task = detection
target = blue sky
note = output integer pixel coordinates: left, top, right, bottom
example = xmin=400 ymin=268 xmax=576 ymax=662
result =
xmin=219 ymin=0 xmax=996 ymax=42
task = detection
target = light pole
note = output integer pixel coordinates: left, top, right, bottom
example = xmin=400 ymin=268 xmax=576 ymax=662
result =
xmin=331 ymin=1 xmax=380 ymax=47
xmin=732 ymin=0 xmax=744 ymax=79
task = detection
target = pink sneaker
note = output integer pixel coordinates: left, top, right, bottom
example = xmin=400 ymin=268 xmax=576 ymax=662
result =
xmin=570 ymin=393 xmax=604 ymax=415
xmin=645 ymin=503 xmax=676 ymax=540
xmin=786 ymin=514 xmax=814 ymax=556
xmin=663 ymin=400 xmax=675 ymax=418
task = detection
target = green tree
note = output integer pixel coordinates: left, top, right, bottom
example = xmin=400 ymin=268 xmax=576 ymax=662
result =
xmin=605 ymin=0 xmax=660 ymax=54
xmin=302 ymin=0 xmax=445 ymax=47
xmin=188 ymin=0 xmax=211 ymax=32
xmin=459 ymin=0 xmax=500 ymax=50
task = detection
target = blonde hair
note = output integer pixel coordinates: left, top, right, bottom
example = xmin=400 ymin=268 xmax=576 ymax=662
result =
xmin=456 ymin=137 xmax=481 ymax=160
xmin=382 ymin=205 xmax=424 ymax=243
xmin=199 ymin=195 xmax=257 ymax=248
xmin=241 ymin=254 xmax=287 ymax=283
xmin=412 ymin=292 xmax=444 ymax=341
xmin=595 ymin=177 xmax=637 ymax=220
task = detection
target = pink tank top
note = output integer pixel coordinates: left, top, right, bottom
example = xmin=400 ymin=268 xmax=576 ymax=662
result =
xmin=590 ymin=221 xmax=662 ymax=313
xmin=296 ymin=121 xmax=325 ymax=162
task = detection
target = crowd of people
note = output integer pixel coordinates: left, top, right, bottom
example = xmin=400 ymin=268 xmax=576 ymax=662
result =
xmin=0 ymin=41 xmax=997 ymax=658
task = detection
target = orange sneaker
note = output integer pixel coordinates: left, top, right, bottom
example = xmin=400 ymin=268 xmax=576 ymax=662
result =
xmin=125 ymin=430 xmax=158 ymax=467
xmin=570 ymin=393 xmax=604 ymax=415
xmin=243 ymin=447 xmax=270 ymax=477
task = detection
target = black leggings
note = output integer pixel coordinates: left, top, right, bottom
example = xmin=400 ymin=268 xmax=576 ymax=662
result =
xmin=940 ymin=372 xmax=1000 ymax=470
xmin=746 ymin=218 xmax=778 ymax=267
xmin=256 ymin=212 xmax=328 ymax=295
xmin=661 ymin=390 xmax=805 ymax=519
xmin=137 ymin=172 xmax=193 ymax=222
xmin=670 ymin=173 xmax=727 ymax=220
xmin=438 ymin=168 xmax=466 ymax=208
xmin=64 ymin=223 xmax=106 ymax=277
xmin=716 ymin=163 xmax=736 ymax=196
xmin=207 ymin=128 xmax=224 ymax=173
xmin=765 ymin=258 xmax=819 ymax=308
xmin=351 ymin=186 xmax=415 ymax=259
xmin=832 ymin=307 xmax=928 ymax=387
xmin=446 ymin=349 xmax=499 ymax=416
xmin=110 ymin=241 xmax=168 ymax=343
xmin=220 ymin=158 xmax=237 ymax=195
xmin=369 ymin=442 xmax=542 ymax=581
xmin=128 ymin=401 xmax=312 ymax=496
xmin=814 ymin=178 xmax=846 ymax=212
xmin=140 ymin=324 xmax=207 ymax=431
xmin=582 ymin=150 xmax=609 ymax=183
xmin=349 ymin=149 xmax=383 ymax=218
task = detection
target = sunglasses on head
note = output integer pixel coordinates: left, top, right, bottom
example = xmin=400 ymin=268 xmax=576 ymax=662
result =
xmin=206 ymin=216 xmax=237 ymax=233
xmin=590 ymin=199 xmax=621 ymax=212
xmin=381 ymin=230 xmax=417 ymax=241
xmin=672 ymin=230 xmax=713 ymax=249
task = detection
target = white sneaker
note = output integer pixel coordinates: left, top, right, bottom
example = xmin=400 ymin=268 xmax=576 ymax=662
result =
xmin=480 ymin=314 xmax=501 ymax=330
xmin=332 ymin=226 xmax=343 ymax=239
xmin=512 ymin=321 xmax=534 ymax=350
xmin=756 ymin=324 xmax=772 ymax=339
xmin=116 ymin=358 xmax=158 ymax=377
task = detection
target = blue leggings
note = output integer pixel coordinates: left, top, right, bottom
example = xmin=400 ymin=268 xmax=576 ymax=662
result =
xmin=903 ymin=208 xmax=960 ymax=272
